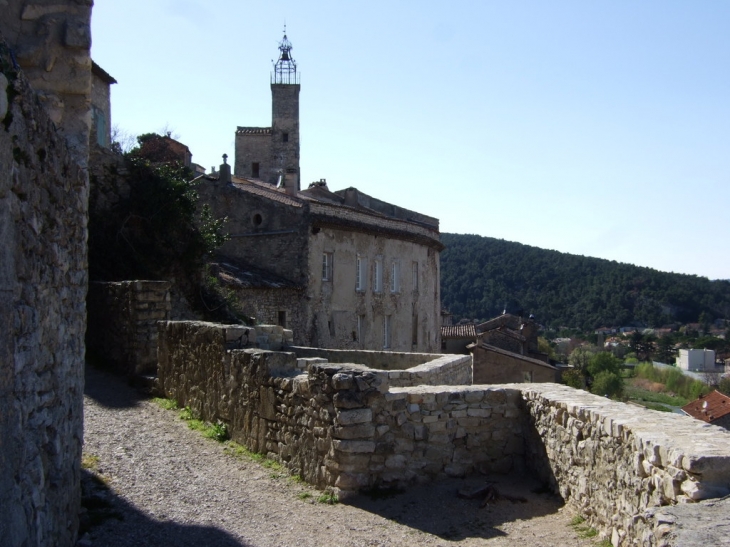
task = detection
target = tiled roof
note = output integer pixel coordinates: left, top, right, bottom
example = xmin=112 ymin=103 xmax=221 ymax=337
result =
xmin=469 ymin=342 xmax=557 ymax=370
xmin=441 ymin=324 xmax=477 ymax=339
xmin=230 ymin=176 xmax=303 ymax=207
xmin=236 ymin=127 xmax=271 ymax=135
xmin=682 ymin=390 xmax=730 ymax=424
xmin=209 ymin=260 xmax=303 ymax=290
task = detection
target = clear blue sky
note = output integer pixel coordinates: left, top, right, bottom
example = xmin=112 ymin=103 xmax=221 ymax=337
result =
xmin=91 ymin=1 xmax=730 ymax=280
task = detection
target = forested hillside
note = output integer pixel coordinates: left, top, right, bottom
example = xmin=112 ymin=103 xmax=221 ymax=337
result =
xmin=440 ymin=233 xmax=730 ymax=331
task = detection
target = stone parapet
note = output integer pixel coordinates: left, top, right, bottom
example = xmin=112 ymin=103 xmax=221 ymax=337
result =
xmin=288 ymin=346 xmax=471 ymax=386
xmin=513 ymin=383 xmax=730 ymax=546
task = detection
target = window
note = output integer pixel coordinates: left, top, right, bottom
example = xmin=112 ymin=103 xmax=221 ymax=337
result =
xmin=412 ymin=262 xmax=419 ymax=292
xmin=283 ymin=132 xmax=289 ymax=142
xmin=278 ymin=310 xmax=287 ymax=328
xmin=357 ymin=315 xmax=364 ymax=343
xmin=391 ymin=262 xmax=400 ymax=293
xmin=412 ymin=313 xmax=418 ymax=346
xmin=383 ymin=315 xmax=391 ymax=349
xmin=356 ymin=256 xmax=367 ymax=291
xmin=252 ymin=162 xmax=260 ymax=178
xmin=322 ymin=252 xmax=333 ymax=281
xmin=374 ymin=258 xmax=383 ymax=293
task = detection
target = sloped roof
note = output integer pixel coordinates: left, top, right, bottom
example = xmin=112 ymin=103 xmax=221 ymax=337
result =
xmin=230 ymin=176 xmax=304 ymax=207
xmin=441 ymin=324 xmax=477 ymax=339
xmin=209 ymin=260 xmax=303 ymax=290
xmin=682 ymin=390 xmax=730 ymax=424
xmin=468 ymin=342 xmax=557 ymax=371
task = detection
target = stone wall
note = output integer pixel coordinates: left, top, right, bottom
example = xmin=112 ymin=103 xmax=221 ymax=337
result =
xmin=87 ymin=281 xmax=171 ymax=375
xmin=1 ymin=0 xmax=93 ymax=163
xmin=158 ymin=321 xmax=520 ymax=497
xmin=158 ymin=320 xmax=730 ymax=547
xmin=290 ymin=346 xmax=472 ymax=387
xmin=0 ymin=37 xmax=87 ymax=547
xmin=517 ymin=383 xmax=730 ymax=546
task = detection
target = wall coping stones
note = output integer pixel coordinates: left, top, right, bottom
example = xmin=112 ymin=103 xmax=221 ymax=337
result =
xmin=509 ymin=383 xmax=730 ymax=490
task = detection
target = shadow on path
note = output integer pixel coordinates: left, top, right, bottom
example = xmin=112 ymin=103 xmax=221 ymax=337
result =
xmin=79 ymin=468 xmax=248 ymax=547
xmin=346 ymin=474 xmax=564 ymax=541
xmin=83 ymin=362 xmax=149 ymax=409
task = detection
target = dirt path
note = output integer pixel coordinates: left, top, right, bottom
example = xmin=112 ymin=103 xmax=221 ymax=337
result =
xmin=80 ymin=366 xmax=596 ymax=547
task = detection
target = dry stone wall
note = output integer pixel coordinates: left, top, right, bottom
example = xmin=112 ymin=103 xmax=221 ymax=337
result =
xmin=86 ymin=281 xmax=171 ymax=375
xmin=517 ymin=383 xmax=730 ymax=547
xmin=158 ymin=321 xmax=730 ymax=547
xmin=0 ymin=39 xmax=86 ymax=547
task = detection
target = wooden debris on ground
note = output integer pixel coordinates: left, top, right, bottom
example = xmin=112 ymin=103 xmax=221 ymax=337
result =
xmin=457 ymin=483 xmax=528 ymax=507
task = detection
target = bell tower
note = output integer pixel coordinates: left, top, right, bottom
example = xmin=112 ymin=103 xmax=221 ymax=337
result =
xmin=270 ymin=30 xmax=300 ymax=190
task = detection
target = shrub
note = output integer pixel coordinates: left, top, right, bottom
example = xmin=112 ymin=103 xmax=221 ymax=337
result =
xmin=591 ymin=371 xmax=623 ymax=399
xmin=562 ymin=369 xmax=586 ymax=389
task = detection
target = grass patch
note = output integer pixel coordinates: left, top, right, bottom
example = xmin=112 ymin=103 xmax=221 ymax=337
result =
xmin=624 ymin=383 xmax=689 ymax=407
xmin=579 ymin=527 xmax=598 ymax=538
xmin=297 ymin=492 xmax=313 ymax=500
xmin=632 ymin=400 xmax=674 ymax=412
xmin=317 ymin=492 xmax=339 ymax=505
xmin=596 ymin=540 xmax=612 ymax=547
xmin=177 ymin=406 xmax=229 ymax=442
xmin=81 ymin=453 xmax=100 ymax=471
xmin=152 ymin=397 xmax=178 ymax=410
xmin=570 ymin=515 xmax=585 ymax=526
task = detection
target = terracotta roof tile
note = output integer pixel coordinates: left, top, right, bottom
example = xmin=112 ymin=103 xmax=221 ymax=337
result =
xmin=236 ymin=127 xmax=272 ymax=135
xmin=441 ymin=324 xmax=477 ymax=339
xmin=682 ymin=390 xmax=730 ymax=423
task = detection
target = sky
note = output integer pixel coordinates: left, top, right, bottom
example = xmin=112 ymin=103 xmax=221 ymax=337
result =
xmin=91 ymin=1 xmax=730 ymax=281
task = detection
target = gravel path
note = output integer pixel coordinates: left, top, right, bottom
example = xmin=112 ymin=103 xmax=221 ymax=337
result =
xmin=80 ymin=366 xmax=596 ymax=547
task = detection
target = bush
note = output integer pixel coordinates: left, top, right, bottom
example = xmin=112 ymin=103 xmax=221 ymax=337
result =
xmin=562 ymin=369 xmax=586 ymax=389
xmin=591 ymin=371 xmax=624 ymax=399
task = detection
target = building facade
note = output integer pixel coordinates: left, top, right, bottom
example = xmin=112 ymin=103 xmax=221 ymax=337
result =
xmin=199 ymin=167 xmax=443 ymax=352
xmin=677 ymin=348 xmax=715 ymax=372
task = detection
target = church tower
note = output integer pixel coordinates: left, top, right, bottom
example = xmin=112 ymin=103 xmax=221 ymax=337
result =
xmin=234 ymin=31 xmax=300 ymax=191
xmin=271 ymin=32 xmax=300 ymax=190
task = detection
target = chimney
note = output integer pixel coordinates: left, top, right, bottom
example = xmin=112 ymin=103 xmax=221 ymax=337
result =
xmin=283 ymin=168 xmax=299 ymax=195
xmin=219 ymin=154 xmax=231 ymax=183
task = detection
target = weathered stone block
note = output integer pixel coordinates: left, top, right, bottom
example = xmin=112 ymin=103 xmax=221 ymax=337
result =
xmin=337 ymin=408 xmax=372 ymax=425
xmin=333 ymin=440 xmax=375 ymax=454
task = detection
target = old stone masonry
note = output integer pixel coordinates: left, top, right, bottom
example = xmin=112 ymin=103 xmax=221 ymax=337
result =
xmin=158 ymin=320 xmax=730 ymax=547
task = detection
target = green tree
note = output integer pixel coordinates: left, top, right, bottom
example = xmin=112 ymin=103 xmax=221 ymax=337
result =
xmin=591 ymin=371 xmax=624 ymax=398
xmin=538 ymin=337 xmax=557 ymax=361
xmin=587 ymin=352 xmax=621 ymax=377
xmin=568 ymin=346 xmax=595 ymax=373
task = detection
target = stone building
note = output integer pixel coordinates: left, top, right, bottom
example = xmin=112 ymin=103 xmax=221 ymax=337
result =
xmin=90 ymin=61 xmax=116 ymax=148
xmin=200 ymin=33 xmax=443 ymax=352
xmin=199 ymin=159 xmax=443 ymax=352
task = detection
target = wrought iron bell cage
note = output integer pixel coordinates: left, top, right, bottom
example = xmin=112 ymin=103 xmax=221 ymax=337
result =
xmin=271 ymin=34 xmax=299 ymax=85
